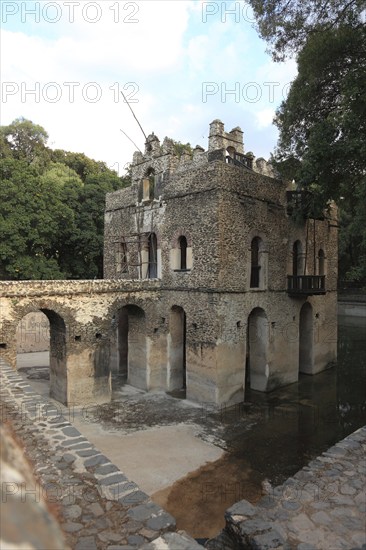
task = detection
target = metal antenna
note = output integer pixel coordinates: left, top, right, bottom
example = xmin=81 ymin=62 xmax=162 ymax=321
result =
xmin=120 ymin=90 xmax=148 ymax=142
xmin=120 ymin=129 xmax=142 ymax=153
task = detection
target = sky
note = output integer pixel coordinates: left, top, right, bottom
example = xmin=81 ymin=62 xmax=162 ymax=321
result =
xmin=1 ymin=0 xmax=298 ymax=174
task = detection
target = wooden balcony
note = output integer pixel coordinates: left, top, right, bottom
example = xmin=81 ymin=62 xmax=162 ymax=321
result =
xmin=287 ymin=275 xmax=326 ymax=297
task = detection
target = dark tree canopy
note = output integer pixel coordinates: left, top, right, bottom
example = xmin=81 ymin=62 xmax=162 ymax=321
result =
xmin=248 ymin=0 xmax=365 ymax=60
xmin=273 ymin=24 xmax=366 ymax=281
xmin=248 ymin=1 xmax=366 ymax=281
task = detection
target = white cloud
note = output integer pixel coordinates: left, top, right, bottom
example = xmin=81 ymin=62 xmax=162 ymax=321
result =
xmin=1 ymin=0 xmax=299 ymax=171
xmin=256 ymin=109 xmax=275 ymax=129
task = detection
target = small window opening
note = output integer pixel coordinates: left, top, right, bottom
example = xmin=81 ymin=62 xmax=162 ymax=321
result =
xmin=142 ymin=168 xmax=155 ymax=201
xmin=148 ymin=233 xmax=158 ymax=278
xmin=179 ymin=236 xmax=188 ymax=270
xmin=250 ymin=237 xmax=261 ymax=288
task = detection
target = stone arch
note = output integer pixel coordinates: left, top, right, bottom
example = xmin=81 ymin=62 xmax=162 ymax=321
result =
xmin=246 ymin=307 xmax=269 ymax=392
xmin=115 ymin=304 xmax=147 ymax=390
xmin=226 ymin=145 xmax=236 ymax=160
xmin=167 ymin=306 xmax=187 ymax=392
xmin=299 ymin=302 xmax=314 ymax=374
xmin=16 ymin=307 xmax=67 ymax=404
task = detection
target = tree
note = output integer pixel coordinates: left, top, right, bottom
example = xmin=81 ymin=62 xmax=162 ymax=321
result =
xmin=247 ymin=0 xmax=365 ymax=60
xmin=248 ymin=1 xmax=366 ymax=281
xmin=0 ymin=119 xmax=130 ymax=280
xmin=0 ymin=158 xmax=74 ymax=279
xmin=1 ymin=117 xmax=50 ymax=169
xmin=273 ymin=25 xmax=366 ymax=280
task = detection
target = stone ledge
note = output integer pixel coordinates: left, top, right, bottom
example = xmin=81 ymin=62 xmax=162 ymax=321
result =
xmin=208 ymin=426 xmax=366 ymax=550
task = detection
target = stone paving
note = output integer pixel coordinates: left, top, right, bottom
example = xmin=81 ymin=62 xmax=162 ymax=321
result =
xmin=0 ymin=359 xmax=201 ymax=549
xmin=1 ymin=355 xmax=365 ymax=549
xmin=208 ymin=427 xmax=366 ymax=549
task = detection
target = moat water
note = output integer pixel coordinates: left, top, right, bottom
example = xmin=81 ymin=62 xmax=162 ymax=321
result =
xmin=223 ymin=314 xmax=366 ymax=483
xmin=152 ymin=314 xmax=366 ymax=537
xmin=18 ymin=314 xmax=366 ymax=539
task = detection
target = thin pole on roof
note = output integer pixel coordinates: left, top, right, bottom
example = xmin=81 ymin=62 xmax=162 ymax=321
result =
xmin=119 ymin=129 xmax=142 ymax=153
xmin=120 ymin=90 xmax=148 ymax=142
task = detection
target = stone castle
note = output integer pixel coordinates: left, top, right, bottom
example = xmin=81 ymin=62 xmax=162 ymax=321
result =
xmin=103 ymin=119 xmax=338 ymax=405
xmin=0 ymin=120 xmax=338 ymax=407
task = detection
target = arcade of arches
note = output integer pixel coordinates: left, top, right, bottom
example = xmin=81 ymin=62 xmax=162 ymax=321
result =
xmin=1 ymin=279 xmax=335 ymax=408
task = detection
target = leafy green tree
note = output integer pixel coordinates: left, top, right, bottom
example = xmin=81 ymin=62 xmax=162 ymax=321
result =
xmin=247 ymin=0 xmax=365 ymax=60
xmin=249 ymin=1 xmax=366 ymax=281
xmin=1 ymin=117 xmax=50 ymax=170
xmin=274 ymin=25 xmax=366 ymax=280
xmin=0 ymin=119 xmax=130 ymax=280
xmin=0 ymin=158 xmax=74 ymax=279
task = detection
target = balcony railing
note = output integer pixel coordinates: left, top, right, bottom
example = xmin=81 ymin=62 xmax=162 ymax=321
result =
xmin=287 ymin=275 xmax=326 ymax=296
xmin=226 ymin=152 xmax=253 ymax=170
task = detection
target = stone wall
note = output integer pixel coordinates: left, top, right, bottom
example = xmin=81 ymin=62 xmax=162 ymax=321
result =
xmin=16 ymin=311 xmax=50 ymax=353
xmin=103 ymin=119 xmax=338 ymax=406
xmin=0 ymin=120 xmax=338 ymax=409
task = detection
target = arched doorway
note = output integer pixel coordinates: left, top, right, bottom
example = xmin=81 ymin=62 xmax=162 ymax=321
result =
xmin=16 ymin=309 xmax=67 ymax=404
xmin=246 ymin=308 xmax=269 ymax=392
xmin=168 ymin=306 xmax=186 ymax=393
xmin=115 ymin=305 xmax=147 ymax=390
xmin=299 ymin=302 xmax=313 ymax=374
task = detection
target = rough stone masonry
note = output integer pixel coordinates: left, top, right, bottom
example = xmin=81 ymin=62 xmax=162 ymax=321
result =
xmin=0 ymin=119 xmax=338 ymax=407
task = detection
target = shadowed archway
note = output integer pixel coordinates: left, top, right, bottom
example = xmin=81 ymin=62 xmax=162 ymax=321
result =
xmin=246 ymin=307 xmax=269 ymax=393
xmin=115 ymin=305 xmax=147 ymax=390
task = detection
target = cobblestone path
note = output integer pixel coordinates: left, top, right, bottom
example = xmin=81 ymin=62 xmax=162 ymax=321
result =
xmin=0 ymin=359 xmax=201 ymax=549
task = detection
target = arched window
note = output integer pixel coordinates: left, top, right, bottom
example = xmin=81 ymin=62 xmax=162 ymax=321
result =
xmin=250 ymin=237 xmax=261 ymax=288
xmin=178 ymin=236 xmax=187 ymax=270
xmin=148 ymin=233 xmax=158 ymax=278
xmin=170 ymin=233 xmax=192 ymax=272
xmin=318 ymin=249 xmax=325 ymax=276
